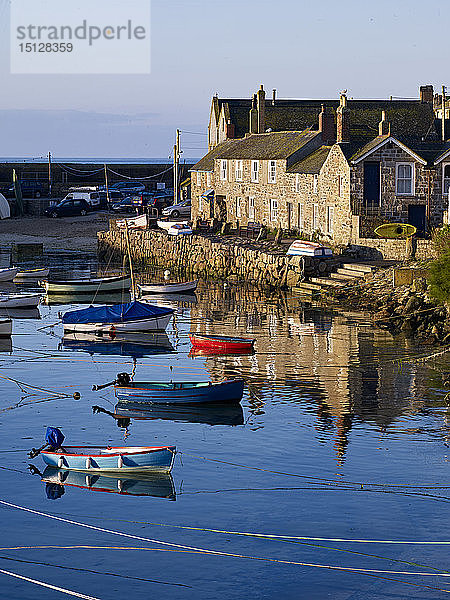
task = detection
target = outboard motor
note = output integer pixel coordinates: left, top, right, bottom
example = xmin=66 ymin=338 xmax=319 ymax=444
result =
xmin=116 ymin=372 xmax=131 ymax=386
xmin=45 ymin=427 xmax=65 ymax=451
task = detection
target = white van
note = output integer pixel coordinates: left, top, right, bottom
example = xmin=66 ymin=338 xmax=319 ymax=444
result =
xmin=63 ymin=187 xmax=101 ymax=208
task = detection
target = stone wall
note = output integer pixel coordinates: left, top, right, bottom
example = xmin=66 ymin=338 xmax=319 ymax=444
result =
xmin=98 ymin=228 xmax=337 ymax=289
xmin=350 ymin=237 xmax=438 ymax=260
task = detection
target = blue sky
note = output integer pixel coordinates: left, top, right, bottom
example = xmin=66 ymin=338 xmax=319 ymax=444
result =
xmin=0 ymin=0 xmax=448 ymax=159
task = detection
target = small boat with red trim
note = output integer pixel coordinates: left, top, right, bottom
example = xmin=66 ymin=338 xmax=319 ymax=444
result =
xmin=112 ymin=373 xmax=245 ymax=404
xmin=41 ymin=445 xmax=176 ymax=473
xmin=189 ymin=333 xmax=255 ymax=352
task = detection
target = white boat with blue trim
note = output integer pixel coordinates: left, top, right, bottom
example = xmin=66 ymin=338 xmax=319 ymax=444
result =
xmin=41 ymin=445 xmax=176 ymax=473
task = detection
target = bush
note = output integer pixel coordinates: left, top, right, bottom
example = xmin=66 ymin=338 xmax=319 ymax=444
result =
xmin=432 ymin=225 xmax=450 ymax=256
xmin=428 ymin=250 xmax=450 ymax=303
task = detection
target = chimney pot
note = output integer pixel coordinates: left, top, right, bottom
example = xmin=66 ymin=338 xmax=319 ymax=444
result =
xmin=336 ymin=94 xmax=350 ymax=143
xmin=272 ymin=89 xmax=276 ymax=105
xmin=378 ymin=110 xmax=390 ymax=136
xmin=257 ymin=85 xmax=266 ymax=134
xmin=319 ymin=105 xmax=335 ymax=145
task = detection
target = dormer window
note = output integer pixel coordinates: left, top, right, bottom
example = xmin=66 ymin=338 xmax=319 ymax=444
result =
xmin=396 ymin=163 xmax=414 ymax=195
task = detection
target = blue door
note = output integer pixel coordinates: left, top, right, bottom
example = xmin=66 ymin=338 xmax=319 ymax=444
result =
xmin=408 ymin=205 xmax=426 ymax=237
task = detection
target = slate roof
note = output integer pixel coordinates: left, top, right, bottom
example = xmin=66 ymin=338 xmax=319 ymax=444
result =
xmin=214 ymin=98 xmax=437 ymax=143
xmin=288 ymin=147 xmax=332 ymax=174
xmin=191 ymin=131 xmax=319 ymax=170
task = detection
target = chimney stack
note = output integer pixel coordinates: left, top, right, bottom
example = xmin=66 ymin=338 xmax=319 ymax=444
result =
xmin=319 ymin=104 xmax=335 ymax=144
xmin=272 ymin=89 xmax=276 ymax=105
xmin=420 ymin=85 xmax=434 ymax=104
xmin=257 ymin=84 xmax=266 ymax=133
xmin=336 ymin=92 xmax=350 ymax=143
xmin=249 ymin=94 xmax=258 ymax=134
xmin=226 ymin=119 xmax=235 ymax=139
xmin=378 ymin=110 xmax=390 ymax=136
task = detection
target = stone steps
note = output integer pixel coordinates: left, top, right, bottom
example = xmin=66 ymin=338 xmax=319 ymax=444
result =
xmin=341 ymin=262 xmax=375 ymax=274
xmin=310 ymin=276 xmax=347 ymax=288
xmin=335 ymin=267 xmax=367 ymax=279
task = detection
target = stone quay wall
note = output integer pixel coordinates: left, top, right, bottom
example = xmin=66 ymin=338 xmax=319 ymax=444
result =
xmin=97 ymin=228 xmax=337 ymax=289
xmin=350 ymin=238 xmax=437 ymax=260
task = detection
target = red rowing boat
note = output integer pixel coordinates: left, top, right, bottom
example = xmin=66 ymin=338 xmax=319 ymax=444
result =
xmin=189 ymin=333 xmax=255 ymax=352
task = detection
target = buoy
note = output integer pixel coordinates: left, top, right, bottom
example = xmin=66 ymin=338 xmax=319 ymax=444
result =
xmin=164 ymin=270 xmax=170 ymax=279
xmin=73 ymin=392 xmax=81 ymax=400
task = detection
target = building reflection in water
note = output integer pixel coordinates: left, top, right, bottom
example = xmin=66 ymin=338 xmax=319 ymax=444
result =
xmin=189 ymin=283 xmax=430 ymax=465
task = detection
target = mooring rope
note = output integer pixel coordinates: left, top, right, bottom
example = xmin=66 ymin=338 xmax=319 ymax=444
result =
xmin=0 ymin=567 xmax=100 ymax=600
xmin=178 ymin=451 xmax=450 ymax=490
xmin=1 ymin=499 xmax=450 ymax=580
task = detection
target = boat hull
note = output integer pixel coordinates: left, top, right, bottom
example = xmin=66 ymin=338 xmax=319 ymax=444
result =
xmin=0 ymin=293 xmax=41 ymax=309
xmin=14 ymin=268 xmax=49 ymax=281
xmin=0 ymin=319 xmax=12 ymax=337
xmin=138 ymin=280 xmax=198 ymax=295
xmin=0 ymin=268 xmax=19 ymax=282
xmin=374 ymin=223 xmax=417 ymax=239
xmin=63 ymin=312 xmax=173 ymax=333
xmin=189 ymin=333 xmax=255 ymax=352
xmin=41 ymin=445 xmax=176 ymax=473
xmin=42 ymin=275 xmax=132 ymax=294
xmin=115 ymin=379 xmax=245 ymax=404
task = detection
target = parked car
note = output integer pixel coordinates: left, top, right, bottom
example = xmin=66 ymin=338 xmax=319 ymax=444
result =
xmin=98 ymin=190 xmax=124 ymax=207
xmin=132 ymin=192 xmax=173 ymax=215
xmin=162 ymin=199 xmax=191 ymax=218
xmin=62 ymin=190 xmax=102 ymax=209
xmin=111 ymin=196 xmax=136 ymax=213
xmin=6 ymin=180 xmax=47 ymax=198
xmin=99 ymin=181 xmax=145 ymax=195
xmin=44 ymin=198 xmax=91 ymax=218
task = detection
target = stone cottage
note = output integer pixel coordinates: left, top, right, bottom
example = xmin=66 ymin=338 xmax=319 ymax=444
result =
xmin=191 ymin=85 xmax=450 ymax=245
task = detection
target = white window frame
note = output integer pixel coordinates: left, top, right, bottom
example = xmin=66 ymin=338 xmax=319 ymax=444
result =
xmin=295 ymin=174 xmax=301 ymax=193
xmin=313 ymin=174 xmax=318 ymax=193
xmin=198 ymin=194 xmax=203 ymax=213
xmin=251 ymin=160 xmax=259 ymax=183
xmin=327 ymin=206 xmax=334 ymax=235
xmin=220 ymin=159 xmax=228 ymax=181
xmin=337 ymin=175 xmax=344 ymax=197
xmin=298 ymin=203 xmax=303 ymax=230
xmin=268 ymin=160 xmax=277 ymax=184
xmin=270 ymin=198 xmax=278 ymax=222
xmin=196 ymin=171 xmax=202 ymax=186
xmin=313 ymin=204 xmax=319 ymax=231
xmin=236 ymin=196 xmax=241 ymax=218
xmin=395 ymin=162 xmax=415 ymax=196
xmin=235 ymin=160 xmax=243 ymax=182
xmin=248 ymin=196 xmax=255 ymax=220
xmin=206 ymin=171 xmax=211 ymax=187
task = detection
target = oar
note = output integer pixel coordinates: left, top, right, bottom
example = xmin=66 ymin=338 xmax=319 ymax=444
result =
xmin=92 ymin=379 xmax=116 ymax=391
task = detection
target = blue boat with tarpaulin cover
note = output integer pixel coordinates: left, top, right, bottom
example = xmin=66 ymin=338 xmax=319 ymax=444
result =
xmin=62 ymin=300 xmax=174 ymax=333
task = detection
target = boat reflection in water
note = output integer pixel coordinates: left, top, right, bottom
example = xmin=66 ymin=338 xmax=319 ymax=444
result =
xmin=40 ymin=466 xmax=176 ymax=500
xmin=0 ymin=308 xmax=41 ymax=320
xmin=0 ymin=337 xmax=12 ymax=353
xmin=188 ymin=347 xmax=255 ymax=358
xmin=44 ymin=291 xmax=132 ymax=306
xmin=61 ymin=331 xmax=175 ymax=358
xmin=94 ymin=400 xmax=244 ymax=427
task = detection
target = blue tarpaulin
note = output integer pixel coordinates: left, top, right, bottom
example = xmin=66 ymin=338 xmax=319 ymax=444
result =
xmin=62 ymin=301 xmax=174 ymax=326
xmin=46 ymin=427 xmax=65 ymax=450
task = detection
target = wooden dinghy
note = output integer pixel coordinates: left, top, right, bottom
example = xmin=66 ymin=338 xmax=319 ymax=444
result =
xmin=62 ymin=301 xmax=174 ymax=333
xmin=14 ymin=268 xmax=50 ymax=281
xmin=0 ymin=318 xmax=12 ymax=337
xmin=41 ymin=274 xmax=131 ymax=294
xmin=0 ymin=293 xmax=41 ymax=309
xmin=374 ymin=223 xmax=417 ymax=239
xmin=157 ymin=219 xmax=189 ymax=232
xmin=189 ymin=333 xmax=255 ymax=352
xmin=286 ymin=240 xmax=333 ymax=257
xmin=40 ymin=466 xmax=176 ymax=500
xmin=41 ymin=445 xmax=176 ymax=473
xmin=0 ymin=267 xmax=19 ymax=282
xmin=114 ymin=374 xmax=245 ymax=404
xmin=138 ymin=280 xmax=198 ymax=295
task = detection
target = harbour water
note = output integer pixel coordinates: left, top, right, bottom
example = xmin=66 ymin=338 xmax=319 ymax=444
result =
xmin=0 ymin=250 xmax=449 ymax=599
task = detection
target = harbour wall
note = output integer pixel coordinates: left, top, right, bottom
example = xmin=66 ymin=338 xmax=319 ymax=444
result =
xmin=97 ymin=228 xmax=339 ymax=288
